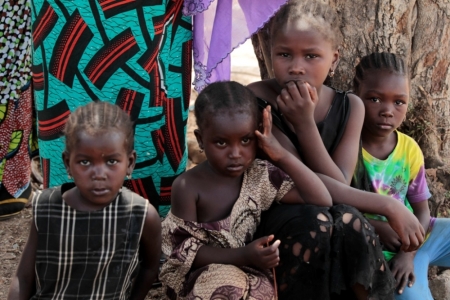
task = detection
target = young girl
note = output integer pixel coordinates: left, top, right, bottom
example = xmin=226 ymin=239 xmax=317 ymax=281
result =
xmin=159 ymin=81 xmax=333 ymax=299
xmin=248 ymin=1 xmax=424 ymax=299
xmin=8 ymin=102 xmax=161 ymax=300
xmin=354 ymin=52 xmax=450 ymax=300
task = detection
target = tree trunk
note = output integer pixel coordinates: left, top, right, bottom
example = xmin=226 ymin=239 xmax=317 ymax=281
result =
xmin=251 ymin=0 xmax=450 ymax=215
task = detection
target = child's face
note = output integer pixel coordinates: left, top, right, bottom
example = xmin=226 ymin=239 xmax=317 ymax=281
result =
xmin=195 ymin=111 xmax=257 ymax=178
xmin=358 ymin=69 xmax=409 ymax=138
xmin=271 ymin=21 xmax=339 ymax=91
xmin=63 ymin=130 xmax=136 ymax=209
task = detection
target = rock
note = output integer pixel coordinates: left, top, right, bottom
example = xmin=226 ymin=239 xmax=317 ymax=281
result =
xmin=430 ymin=269 xmax=450 ymax=300
xmin=1 ymin=253 xmax=16 ymax=260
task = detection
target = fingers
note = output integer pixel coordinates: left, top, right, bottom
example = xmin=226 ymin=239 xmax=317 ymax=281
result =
xmin=396 ymin=273 xmax=409 ymax=294
xmin=409 ymin=272 xmax=416 ymax=287
xmin=263 ymin=106 xmax=272 ymax=136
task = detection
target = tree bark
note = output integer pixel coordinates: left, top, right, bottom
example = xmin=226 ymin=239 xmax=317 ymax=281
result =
xmin=251 ymin=0 xmax=450 ymax=214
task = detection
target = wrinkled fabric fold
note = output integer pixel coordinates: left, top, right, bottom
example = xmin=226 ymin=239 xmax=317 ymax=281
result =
xmin=185 ymin=0 xmax=288 ymax=91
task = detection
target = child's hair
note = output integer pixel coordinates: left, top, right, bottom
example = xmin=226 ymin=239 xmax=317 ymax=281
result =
xmin=353 ymin=52 xmax=408 ymax=93
xmin=270 ymin=0 xmax=342 ymax=50
xmin=194 ymin=81 xmax=259 ymax=128
xmin=64 ymin=101 xmax=134 ymax=153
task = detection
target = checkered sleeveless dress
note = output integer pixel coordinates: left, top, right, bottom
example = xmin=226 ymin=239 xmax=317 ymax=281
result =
xmin=32 ymin=184 xmax=148 ymax=299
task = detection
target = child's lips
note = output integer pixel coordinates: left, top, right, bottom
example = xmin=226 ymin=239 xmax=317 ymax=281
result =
xmin=377 ymin=123 xmax=393 ymax=130
xmin=92 ymin=188 xmax=109 ymax=196
xmin=227 ymin=164 xmax=243 ymax=172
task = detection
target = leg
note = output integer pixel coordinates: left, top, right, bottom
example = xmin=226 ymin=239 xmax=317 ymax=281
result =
xmin=330 ymin=205 xmax=395 ymax=300
xmin=184 ymin=264 xmax=275 ymax=300
xmin=396 ymin=218 xmax=450 ymax=300
xmin=256 ymin=204 xmax=333 ymax=300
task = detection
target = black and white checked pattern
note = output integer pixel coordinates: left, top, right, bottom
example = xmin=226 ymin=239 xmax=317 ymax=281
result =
xmin=32 ymin=184 xmax=148 ymax=299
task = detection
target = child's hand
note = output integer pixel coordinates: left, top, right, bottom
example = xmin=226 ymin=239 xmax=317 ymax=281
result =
xmin=375 ymin=222 xmax=402 ymax=252
xmin=389 ymin=251 xmax=416 ymax=295
xmin=245 ymin=235 xmax=280 ymax=270
xmin=386 ymin=203 xmax=425 ymax=252
xmin=276 ymin=81 xmax=318 ymax=126
xmin=255 ymin=106 xmax=287 ymax=162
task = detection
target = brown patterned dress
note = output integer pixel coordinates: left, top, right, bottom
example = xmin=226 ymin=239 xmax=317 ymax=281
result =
xmin=160 ymin=159 xmax=295 ymax=300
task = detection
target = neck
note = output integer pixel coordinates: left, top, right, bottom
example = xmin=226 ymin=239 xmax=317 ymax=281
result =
xmin=362 ymin=129 xmax=397 ymax=160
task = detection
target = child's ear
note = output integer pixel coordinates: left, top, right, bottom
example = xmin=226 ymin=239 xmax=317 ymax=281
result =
xmin=62 ymin=152 xmax=71 ymax=176
xmin=127 ymin=150 xmax=137 ymax=175
xmin=194 ymin=129 xmax=204 ymax=150
xmin=331 ymin=48 xmax=340 ymax=70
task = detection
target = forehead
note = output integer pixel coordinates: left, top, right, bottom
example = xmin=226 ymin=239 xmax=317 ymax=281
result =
xmin=273 ymin=19 xmax=335 ymax=49
xmin=359 ymin=70 xmax=409 ymax=95
xmin=202 ymin=111 xmax=257 ymax=135
xmin=71 ymin=130 xmax=127 ymax=154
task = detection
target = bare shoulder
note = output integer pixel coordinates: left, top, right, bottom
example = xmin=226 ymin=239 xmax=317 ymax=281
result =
xmin=347 ymin=92 xmax=365 ymax=113
xmin=172 ymin=165 xmax=205 ymax=197
xmin=144 ymin=202 xmax=160 ymax=227
xmin=170 ymin=163 xmax=207 ymax=220
xmin=247 ymin=79 xmax=279 ymax=104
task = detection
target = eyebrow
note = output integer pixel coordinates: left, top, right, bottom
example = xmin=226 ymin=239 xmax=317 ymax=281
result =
xmin=364 ymin=90 xmax=408 ymax=97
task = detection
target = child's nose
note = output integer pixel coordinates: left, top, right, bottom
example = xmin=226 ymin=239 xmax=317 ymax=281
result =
xmin=229 ymin=145 xmax=242 ymax=158
xmin=380 ymin=108 xmax=394 ymax=118
xmin=289 ymin=58 xmax=305 ymax=74
xmin=92 ymin=166 xmax=107 ymax=180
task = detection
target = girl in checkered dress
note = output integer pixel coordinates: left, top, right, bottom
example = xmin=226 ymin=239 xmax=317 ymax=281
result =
xmin=8 ymin=102 xmax=161 ymax=300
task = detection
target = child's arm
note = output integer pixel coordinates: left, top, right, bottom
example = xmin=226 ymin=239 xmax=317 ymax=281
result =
xmin=255 ymin=106 xmax=332 ymax=207
xmin=276 ymin=82 xmax=364 ymax=185
xmin=130 ymin=205 xmax=161 ymax=300
xmin=8 ymin=221 xmax=37 ymax=300
xmin=317 ymin=173 xmax=425 ymax=252
xmin=387 ymin=201 xmax=429 ymax=294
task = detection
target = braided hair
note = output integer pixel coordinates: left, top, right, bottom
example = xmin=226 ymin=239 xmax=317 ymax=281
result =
xmin=64 ymin=101 xmax=135 ymax=154
xmin=195 ymin=81 xmax=259 ymax=129
xmin=353 ymin=52 xmax=408 ymax=93
xmin=270 ymin=0 xmax=342 ymax=50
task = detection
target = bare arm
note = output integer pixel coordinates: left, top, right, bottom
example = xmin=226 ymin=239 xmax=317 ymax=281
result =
xmin=130 ymin=205 xmax=162 ymax=300
xmin=277 ymin=82 xmax=364 ymax=184
xmin=318 ymin=173 xmax=424 ymax=252
xmin=410 ymin=201 xmax=430 ymax=234
xmin=8 ymin=221 xmax=37 ymax=300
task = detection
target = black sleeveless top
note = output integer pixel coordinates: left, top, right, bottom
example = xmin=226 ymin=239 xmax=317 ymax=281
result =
xmin=257 ymin=89 xmax=370 ymax=191
xmin=257 ymin=88 xmax=350 ymax=156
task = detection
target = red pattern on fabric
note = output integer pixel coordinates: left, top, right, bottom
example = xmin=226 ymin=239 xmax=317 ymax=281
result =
xmin=0 ymin=88 xmax=33 ymax=196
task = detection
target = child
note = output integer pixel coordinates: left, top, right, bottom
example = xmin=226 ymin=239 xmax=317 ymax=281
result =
xmin=159 ymin=81 xmax=333 ymax=299
xmin=354 ymin=52 xmax=450 ymax=300
xmin=8 ymin=102 xmax=161 ymax=300
xmin=248 ymin=1 xmax=423 ymax=299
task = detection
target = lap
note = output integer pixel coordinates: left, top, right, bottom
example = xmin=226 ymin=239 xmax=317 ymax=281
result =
xmin=184 ymin=264 xmax=275 ymax=300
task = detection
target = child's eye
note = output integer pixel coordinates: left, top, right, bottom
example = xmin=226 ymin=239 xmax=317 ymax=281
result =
xmin=395 ymin=100 xmax=406 ymax=106
xmin=107 ymin=159 xmax=118 ymax=165
xmin=306 ymin=54 xmax=318 ymax=59
xmin=216 ymin=141 xmax=226 ymax=147
xmin=79 ymin=160 xmax=90 ymax=166
xmin=369 ymin=97 xmax=380 ymax=103
xmin=242 ymin=138 xmax=251 ymax=144
xmin=278 ymin=53 xmax=290 ymax=58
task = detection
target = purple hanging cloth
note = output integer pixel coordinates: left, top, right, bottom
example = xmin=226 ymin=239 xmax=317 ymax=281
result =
xmin=184 ymin=0 xmax=288 ymax=91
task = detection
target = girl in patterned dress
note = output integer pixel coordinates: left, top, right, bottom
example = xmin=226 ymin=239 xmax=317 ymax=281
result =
xmin=354 ymin=52 xmax=450 ymax=300
xmin=160 ymin=81 xmax=333 ymax=299
xmin=8 ymin=102 xmax=161 ymax=300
